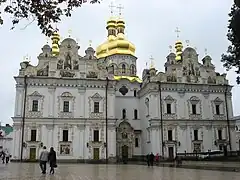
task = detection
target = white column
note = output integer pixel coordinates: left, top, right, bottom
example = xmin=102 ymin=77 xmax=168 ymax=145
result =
xmin=16 ymin=88 xmax=24 ymax=116
xmin=48 ymin=87 xmax=56 ymax=117
xmin=108 ymin=128 xmax=116 ymax=157
xmin=78 ymin=88 xmax=85 ymax=117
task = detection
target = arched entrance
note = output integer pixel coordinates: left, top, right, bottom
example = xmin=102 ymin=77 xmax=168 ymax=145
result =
xmin=116 ymin=121 xmax=134 ymax=163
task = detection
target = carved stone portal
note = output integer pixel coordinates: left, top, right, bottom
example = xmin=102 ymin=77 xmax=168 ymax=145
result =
xmin=116 ymin=121 xmax=134 ymax=161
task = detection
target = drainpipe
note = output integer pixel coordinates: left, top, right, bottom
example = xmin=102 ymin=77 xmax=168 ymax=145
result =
xmin=20 ymin=75 xmax=27 ymax=162
xmin=224 ymin=85 xmax=232 ymax=151
xmin=105 ymin=71 xmax=109 ymax=164
xmin=157 ymin=81 xmax=164 ymax=158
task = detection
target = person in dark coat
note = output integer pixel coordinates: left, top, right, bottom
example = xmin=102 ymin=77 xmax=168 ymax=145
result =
xmin=149 ymin=152 xmax=155 ymax=166
xmin=146 ymin=154 xmax=150 ymax=166
xmin=48 ymin=147 xmax=57 ymax=174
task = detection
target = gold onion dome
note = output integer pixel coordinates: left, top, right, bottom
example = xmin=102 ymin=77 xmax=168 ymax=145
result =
xmin=96 ymin=17 xmax=136 ymax=59
xmin=175 ymin=40 xmax=183 ymax=61
xmin=51 ymin=31 xmax=60 ymax=56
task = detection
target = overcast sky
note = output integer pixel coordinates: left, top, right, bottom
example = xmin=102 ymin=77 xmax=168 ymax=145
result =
xmin=0 ymin=0 xmax=238 ymax=125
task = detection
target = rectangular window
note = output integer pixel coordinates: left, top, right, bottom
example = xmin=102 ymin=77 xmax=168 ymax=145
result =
xmin=194 ymin=130 xmax=198 ymax=141
xmin=135 ymin=138 xmax=139 ymax=147
xmin=216 ymin=105 xmax=220 ymax=115
xmin=63 ymin=130 xmax=68 ymax=142
xmin=167 ymin=104 xmax=171 ymax=114
xmin=32 ymin=100 xmax=38 ymax=112
xmin=218 ymin=130 xmax=222 ymax=140
xmin=168 ymin=130 xmax=173 ymax=141
xmin=93 ymin=130 xmax=99 ymax=142
xmin=31 ymin=129 xmax=37 ymax=141
xmin=63 ymin=101 xmax=70 ymax=112
xmin=134 ymin=90 xmax=137 ymax=97
xmin=94 ymin=102 xmax=99 ymax=113
xmin=134 ymin=109 xmax=138 ymax=119
xmin=192 ymin=104 xmax=196 ymax=114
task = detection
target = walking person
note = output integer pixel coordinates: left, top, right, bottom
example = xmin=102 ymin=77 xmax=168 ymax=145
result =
xmin=48 ymin=147 xmax=57 ymax=174
xmin=5 ymin=150 xmax=10 ymax=164
xmin=146 ymin=153 xmax=150 ymax=167
xmin=0 ymin=150 xmax=5 ymax=164
xmin=39 ymin=146 xmax=49 ymax=174
xmin=149 ymin=152 xmax=155 ymax=166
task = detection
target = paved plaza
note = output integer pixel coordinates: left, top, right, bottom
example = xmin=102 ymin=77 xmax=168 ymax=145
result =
xmin=0 ymin=163 xmax=240 ymax=180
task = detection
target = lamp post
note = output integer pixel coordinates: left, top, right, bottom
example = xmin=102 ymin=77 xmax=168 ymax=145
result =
xmin=20 ymin=75 xmax=28 ymax=162
xmin=105 ymin=75 xmax=109 ymax=164
xmin=157 ymin=81 xmax=164 ymax=158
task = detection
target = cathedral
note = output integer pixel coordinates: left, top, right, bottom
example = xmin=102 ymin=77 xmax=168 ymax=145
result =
xmin=11 ymin=12 xmax=237 ymax=162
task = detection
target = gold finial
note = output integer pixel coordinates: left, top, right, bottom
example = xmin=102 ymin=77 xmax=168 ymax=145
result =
xmin=204 ymin=48 xmax=208 ymax=55
xmin=89 ymin=40 xmax=92 ymax=47
xmin=175 ymin=27 xmax=180 ymax=39
xmin=186 ymin=40 xmax=190 ymax=47
xmin=68 ymin=29 xmax=72 ymax=37
xmin=150 ymin=56 xmax=155 ymax=69
xmin=109 ymin=1 xmax=116 ymax=16
xmin=169 ymin=45 xmax=173 ymax=53
xmin=116 ymin=4 xmax=124 ymax=17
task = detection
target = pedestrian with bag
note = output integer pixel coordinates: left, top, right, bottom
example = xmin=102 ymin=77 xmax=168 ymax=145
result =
xmin=48 ymin=147 xmax=57 ymax=174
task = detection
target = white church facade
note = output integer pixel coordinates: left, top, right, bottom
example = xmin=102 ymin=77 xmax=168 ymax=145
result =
xmin=11 ymin=14 xmax=237 ymax=161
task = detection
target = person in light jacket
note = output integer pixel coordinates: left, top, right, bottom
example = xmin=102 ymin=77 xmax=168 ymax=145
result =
xmin=39 ymin=146 xmax=49 ymax=174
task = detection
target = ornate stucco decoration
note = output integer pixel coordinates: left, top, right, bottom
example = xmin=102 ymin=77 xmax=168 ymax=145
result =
xmin=211 ymin=97 xmax=226 ymax=120
xmin=89 ymin=93 xmax=104 ymax=119
xmin=187 ymin=96 xmax=202 ymax=120
xmin=163 ymin=95 xmax=177 ymax=119
xmin=26 ymin=91 xmax=44 ymax=118
xmin=37 ymin=65 xmax=49 ymax=76
xmin=57 ymin=92 xmax=75 ymax=118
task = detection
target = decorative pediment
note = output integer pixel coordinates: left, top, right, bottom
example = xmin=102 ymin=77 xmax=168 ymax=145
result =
xmin=29 ymin=91 xmax=42 ymax=97
xmin=91 ymin=93 xmax=102 ymax=102
xmin=164 ymin=95 xmax=174 ymax=103
xmin=61 ymin=92 xmax=73 ymax=97
xmin=190 ymin=96 xmax=200 ymax=102
xmin=213 ymin=97 xmax=223 ymax=105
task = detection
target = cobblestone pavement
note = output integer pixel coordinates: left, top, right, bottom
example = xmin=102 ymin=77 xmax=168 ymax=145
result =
xmin=0 ymin=163 xmax=240 ymax=180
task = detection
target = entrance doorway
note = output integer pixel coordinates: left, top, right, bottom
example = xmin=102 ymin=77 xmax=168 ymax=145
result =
xmin=122 ymin=145 xmax=128 ymax=163
xmin=93 ymin=148 xmax=99 ymax=160
xmin=29 ymin=148 xmax=36 ymax=160
xmin=168 ymin=147 xmax=174 ymax=159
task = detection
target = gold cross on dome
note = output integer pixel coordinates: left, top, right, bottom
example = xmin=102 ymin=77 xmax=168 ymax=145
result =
xmin=68 ymin=29 xmax=72 ymax=37
xmin=175 ymin=27 xmax=180 ymax=39
xmin=116 ymin=4 xmax=124 ymax=16
xmin=109 ymin=1 xmax=116 ymax=16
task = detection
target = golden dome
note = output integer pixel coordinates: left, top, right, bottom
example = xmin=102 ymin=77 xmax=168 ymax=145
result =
xmin=175 ymin=40 xmax=183 ymax=61
xmin=96 ymin=17 xmax=136 ymax=59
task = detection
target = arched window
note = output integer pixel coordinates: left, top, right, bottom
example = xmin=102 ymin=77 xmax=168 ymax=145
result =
xmin=134 ymin=90 xmax=137 ymax=97
xmin=111 ymin=65 xmax=114 ymax=74
xmin=134 ymin=109 xmax=138 ymax=119
xmin=122 ymin=64 xmax=126 ymax=74
xmin=122 ymin=109 xmax=126 ymax=119
xmin=131 ymin=66 xmax=135 ymax=75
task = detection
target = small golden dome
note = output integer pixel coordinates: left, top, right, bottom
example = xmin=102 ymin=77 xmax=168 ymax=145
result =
xmin=96 ymin=17 xmax=136 ymax=59
xmin=175 ymin=40 xmax=183 ymax=61
xmin=51 ymin=31 xmax=60 ymax=56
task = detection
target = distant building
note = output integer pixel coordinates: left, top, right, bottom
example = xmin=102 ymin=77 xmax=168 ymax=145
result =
xmin=0 ymin=124 xmax=13 ymax=153
xmin=12 ymin=12 xmax=236 ymax=161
